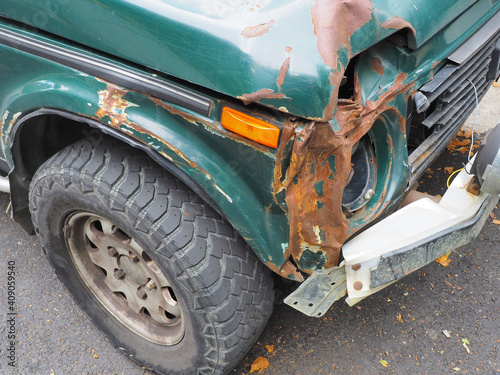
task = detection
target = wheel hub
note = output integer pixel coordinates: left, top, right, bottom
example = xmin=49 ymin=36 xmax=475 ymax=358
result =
xmin=65 ymin=212 xmax=184 ymax=345
xmin=119 ymin=255 xmax=149 ymax=286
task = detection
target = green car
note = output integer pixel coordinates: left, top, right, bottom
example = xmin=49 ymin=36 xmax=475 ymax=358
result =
xmin=1 ymin=1 xmax=499 ymax=373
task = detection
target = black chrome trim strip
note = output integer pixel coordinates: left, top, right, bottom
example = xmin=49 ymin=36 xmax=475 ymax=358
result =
xmin=0 ymin=26 xmax=212 ymax=116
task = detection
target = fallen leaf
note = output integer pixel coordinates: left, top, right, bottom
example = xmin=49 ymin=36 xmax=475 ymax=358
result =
xmin=444 ymin=167 xmax=454 ymax=174
xmin=463 ymin=342 xmax=471 ymax=354
xmin=250 ymin=357 xmax=269 ymax=374
xmin=93 ymin=353 xmax=99 ymax=359
xmin=492 ymin=219 xmax=500 ymax=225
xmin=453 ymin=367 xmax=461 ymax=372
xmin=443 ymin=330 xmax=451 ymax=338
xmin=436 ymin=254 xmax=451 ymax=266
xmin=396 ymin=313 xmax=404 ymax=323
xmin=463 ymin=130 xmax=473 ymax=139
xmin=379 ymin=360 xmax=388 ymax=367
xmin=461 ymin=338 xmax=470 ymax=345
xmin=265 ymin=344 xmax=274 ymax=353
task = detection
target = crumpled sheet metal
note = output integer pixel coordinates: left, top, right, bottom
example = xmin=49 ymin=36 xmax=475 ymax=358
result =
xmin=268 ymin=0 xmax=417 ymax=276
xmin=274 ymin=74 xmax=410 ymax=274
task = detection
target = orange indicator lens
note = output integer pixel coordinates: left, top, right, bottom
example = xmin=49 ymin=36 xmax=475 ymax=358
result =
xmin=221 ymin=107 xmax=280 ymax=148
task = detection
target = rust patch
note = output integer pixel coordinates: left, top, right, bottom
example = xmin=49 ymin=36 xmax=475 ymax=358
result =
xmin=239 ymin=89 xmax=287 ymax=105
xmin=370 ymin=57 xmax=384 ymax=75
xmin=274 ymin=73 xmax=411 ymax=271
xmin=266 ymin=260 xmax=305 ymax=282
xmin=95 ymin=81 xmax=204 ymax=172
xmin=241 ymin=20 xmax=275 ymax=37
xmin=311 ymin=0 xmax=374 ymax=120
xmin=276 ymin=46 xmax=292 ymax=88
xmin=96 ymin=82 xmax=138 ymax=128
xmin=381 ymin=16 xmax=416 ymax=37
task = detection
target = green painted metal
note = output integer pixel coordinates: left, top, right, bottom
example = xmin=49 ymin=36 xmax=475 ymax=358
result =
xmin=1 ymin=0 xmax=498 ymax=121
xmin=0 ymin=28 xmax=290 ymax=272
xmin=0 ymin=1 xmax=498 ymax=277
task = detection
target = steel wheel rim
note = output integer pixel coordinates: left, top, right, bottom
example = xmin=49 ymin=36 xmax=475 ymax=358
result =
xmin=65 ymin=212 xmax=184 ymax=346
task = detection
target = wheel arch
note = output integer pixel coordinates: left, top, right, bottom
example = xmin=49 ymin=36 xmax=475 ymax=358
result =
xmin=9 ymin=108 xmax=223 ymax=234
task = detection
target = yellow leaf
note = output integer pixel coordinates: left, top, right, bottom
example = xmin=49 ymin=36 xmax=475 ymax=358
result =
xmin=492 ymin=219 xmax=500 ymax=225
xmin=396 ymin=313 xmax=404 ymax=323
xmin=444 ymin=167 xmax=454 ymax=175
xmin=379 ymin=360 xmax=388 ymax=367
xmin=93 ymin=353 xmax=99 ymax=359
xmin=265 ymin=344 xmax=274 ymax=353
xmin=436 ymin=254 xmax=451 ymax=267
xmin=250 ymin=357 xmax=269 ymax=374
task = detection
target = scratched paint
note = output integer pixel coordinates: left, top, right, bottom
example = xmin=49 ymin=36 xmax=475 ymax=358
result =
xmin=276 ymin=46 xmax=292 ymax=88
xmin=241 ymin=19 xmax=275 ymax=37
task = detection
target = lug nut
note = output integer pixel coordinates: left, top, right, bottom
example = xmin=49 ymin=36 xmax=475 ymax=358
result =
xmin=145 ymin=280 xmax=156 ymax=291
xmin=137 ymin=289 xmax=147 ymax=299
xmin=114 ymin=269 xmax=126 ymax=280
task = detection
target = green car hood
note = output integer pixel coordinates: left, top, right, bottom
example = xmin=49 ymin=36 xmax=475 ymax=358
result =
xmin=0 ymin=0 xmax=497 ymax=120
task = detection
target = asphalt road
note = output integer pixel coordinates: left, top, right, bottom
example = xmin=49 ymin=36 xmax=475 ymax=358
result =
xmin=1 ymin=87 xmax=499 ymax=375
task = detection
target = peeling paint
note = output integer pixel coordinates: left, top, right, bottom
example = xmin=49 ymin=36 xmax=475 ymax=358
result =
xmin=95 ymin=80 xmax=212 ymax=178
xmin=370 ymin=57 xmax=384 ymax=75
xmin=381 ymin=16 xmax=416 ymax=38
xmin=311 ymin=0 xmax=374 ymax=120
xmin=238 ymin=89 xmax=288 ymax=105
xmin=1 ymin=111 xmax=21 ymax=157
xmin=276 ymin=46 xmax=292 ymax=88
xmin=241 ymin=19 xmax=275 ymax=37
xmin=96 ymin=82 xmax=138 ymax=127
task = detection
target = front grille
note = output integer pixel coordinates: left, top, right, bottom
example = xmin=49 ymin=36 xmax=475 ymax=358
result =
xmin=407 ymin=11 xmax=500 ymax=186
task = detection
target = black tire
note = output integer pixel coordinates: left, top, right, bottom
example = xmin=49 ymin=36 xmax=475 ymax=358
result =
xmin=29 ymin=136 xmax=274 ymax=374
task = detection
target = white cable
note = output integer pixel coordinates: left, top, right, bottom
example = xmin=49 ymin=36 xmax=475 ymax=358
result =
xmin=466 ymin=78 xmax=479 ymax=165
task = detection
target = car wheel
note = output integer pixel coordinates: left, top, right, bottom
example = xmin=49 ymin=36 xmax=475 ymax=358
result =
xmin=29 ymin=136 xmax=274 ymax=374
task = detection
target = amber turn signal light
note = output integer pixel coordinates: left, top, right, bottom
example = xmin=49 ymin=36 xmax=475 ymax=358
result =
xmin=221 ymin=107 xmax=280 ymax=148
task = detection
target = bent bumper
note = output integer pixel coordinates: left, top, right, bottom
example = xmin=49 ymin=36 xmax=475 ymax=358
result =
xmin=285 ymin=125 xmax=500 ymax=316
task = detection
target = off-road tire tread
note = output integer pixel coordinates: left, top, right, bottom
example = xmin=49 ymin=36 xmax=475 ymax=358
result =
xmin=29 ymin=136 xmax=274 ymax=374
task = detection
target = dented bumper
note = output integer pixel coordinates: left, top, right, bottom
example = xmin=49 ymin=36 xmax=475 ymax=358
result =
xmin=286 ymin=125 xmax=500 ymax=316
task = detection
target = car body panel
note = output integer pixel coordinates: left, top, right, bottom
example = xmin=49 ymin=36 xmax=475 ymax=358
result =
xmin=1 ymin=0 xmax=499 ymax=121
xmin=0 ymin=29 xmax=297 ymax=278
xmin=0 ymin=2 xmax=498 ymax=280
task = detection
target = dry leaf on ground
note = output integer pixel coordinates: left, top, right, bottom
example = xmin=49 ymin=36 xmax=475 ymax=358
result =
xmin=444 ymin=167 xmax=454 ymax=174
xmin=265 ymin=344 xmax=274 ymax=353
xmin=250 ymin=357 xmax=269 ymax=374
xmin=436 ymin=254 xmax=451 ymax=266
xmin=379 ymin=360 xmax=389 ymax=367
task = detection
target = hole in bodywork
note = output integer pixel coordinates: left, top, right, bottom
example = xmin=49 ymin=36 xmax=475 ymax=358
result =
xmin=338 ymin=60 xmax=357 ymax=100
xmin=342 ymin=136 xmax=377 ymax=213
